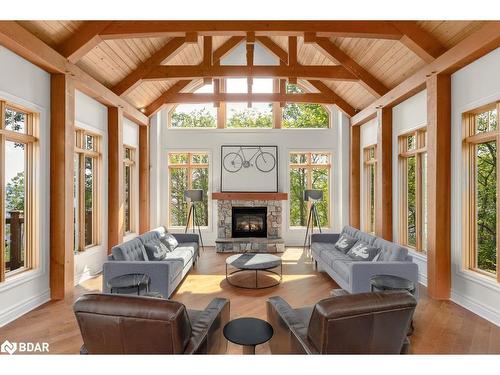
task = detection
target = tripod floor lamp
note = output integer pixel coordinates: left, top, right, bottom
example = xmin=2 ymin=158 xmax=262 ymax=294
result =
xmin=184 ymin=189 xmax=205 ymax=252
xmin=303 ymin=189 xmax=323 ymax=253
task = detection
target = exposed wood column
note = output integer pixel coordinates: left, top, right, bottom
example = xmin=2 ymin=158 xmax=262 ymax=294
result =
xmin=350 ymin=125 xmax=360 ymax=228
xmin=375 ymin=107 xmax=393 ymax=240
xmin=50 ymin=74 xmax=75 ymax=300
xmin=139 ymin=125 xmax=150 ymax=233
xmin=107 ymin=107 xmax=124 ymax=253
xmin=426 ymin=74 xmax=451 ymax=299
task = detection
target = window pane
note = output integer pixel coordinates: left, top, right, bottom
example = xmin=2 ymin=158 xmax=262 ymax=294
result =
xmin=476 ymin=109 xmax=497 ymax=133
xmin=282 ymin=102 xmax=329 ymax=129
xmin=192 ymin=167 xmax=209 ymax=226
xmin=226 ymin=102 xmax=273 ymax=128
xmin=475 ymin=141 xmax=497 ymax=274
xmin=289 ymin=168 xmax=308 ymax=226
xmin=311 ymin=168 xmax=329 ymax=227
xmin=407 ymin=155 xmax=417 ymax=247
xmin=84 ymin=134 xmax=94 ymax=151
xmin=311 ymin=153 xmax=329 ymax=165
xmin=226 ymin=78 xmax=248 ymax=93
xmin=290 ymin=153 xmax=307 ymax=164
xmin=252 ymin=79 xmax=273 ymax=93
xmin=368 ymin=147 xmax=376 ymax=160
xmin=422 ymin=153 xmax=428 ymax=252
xmin=171 ymin=103 xmax=217 ymax=128
xmin=169 ymin=168 xmax=188 ymax=226
xmin=192 ymin=154 xmax=208 ymax=164
xmin=4 ymin=141 xmax=26 ymax=273
xmin=169 ymin=153 xmax=189 ymax=164
xmin=73 ymin=155 xmax=80 ymax=252
xmin=369 ymin=164 xmax=376 ymax=234
xmin=124 ymin=164 xmax=131 ymax=233
xmin=84 ymin=156 xmax=95 ymax=246
xmin=124 ymin=147 xmax=131 ymax=160
xmin=407 ymin=134 xmax=416 ymax=151
xmin=5 ymin=108 xmax=27 ymax=133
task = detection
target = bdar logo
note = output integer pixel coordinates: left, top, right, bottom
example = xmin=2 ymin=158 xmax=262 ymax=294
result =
xmin=1 ymin=340 xmax=17 ymax=355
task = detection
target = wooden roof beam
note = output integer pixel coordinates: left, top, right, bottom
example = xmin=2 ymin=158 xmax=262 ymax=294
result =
xmin=392 ymin=21 xmax=447 ymax=63
xmin=144 ymin=80 xmax=191 ymax=116
xmin=308 ymin=79 xmax=356 ymax=117
xmin=112 ymin=37 xmax=186 ymax=97
xmin=351 ymin=21 xmax=500 ymax=126
xmin=213 ymin=36 xmax=245 ymax=64
xmin=143 ymin=65 xmax=358 ymax=81
xmin=99 ymin=21 xmax=402 ymax=39
xmin=57 ymin=21 xmax=112 ymax=63
xmin=308 ymin=35 xmax=389 ymax=97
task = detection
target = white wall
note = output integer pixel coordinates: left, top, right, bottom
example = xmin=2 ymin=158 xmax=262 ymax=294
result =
xmin=151 ymin=105 xmax=350 ymax=246
xmin=0 ymin=46 xmax=51 ymax=327
xmin=451 ymin=48 xmax=500 ymax=326
xmin=74 ymin=90 xmax=109 ymax=285
xmin=391 ymin=90 xmax=428 ymax=286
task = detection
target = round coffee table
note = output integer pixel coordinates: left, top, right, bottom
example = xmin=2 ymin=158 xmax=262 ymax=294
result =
xmin=225 ymin=253 xmax=282 ymax=289
xmin=223 ymin=317 xmax=274 ymax=354
xmin=107 ymin=273 xmax=150 ymax=295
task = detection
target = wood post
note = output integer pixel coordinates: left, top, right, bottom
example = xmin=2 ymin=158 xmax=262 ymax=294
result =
xmin=139 ymin=125 xmax=150 ymax=234
xmin=426 ymin=74 xmax=451 ymax=299
xmin=50 ymin=74 xmax=75 ymax=300
xmin=350 ymin=125 xmax=360 ymax=228
xmin=375 ymin=107 xmax=393 ymax=240
xmin=107 ymin=107 xmax=124 ymax=253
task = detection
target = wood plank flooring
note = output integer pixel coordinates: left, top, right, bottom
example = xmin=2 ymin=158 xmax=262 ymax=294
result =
xmin=0 ymin=247 xmax=499 ymax=354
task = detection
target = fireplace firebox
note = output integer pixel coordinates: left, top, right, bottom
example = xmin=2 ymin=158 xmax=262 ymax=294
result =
xmin=232 ymin=207 xmax=267 ymax=238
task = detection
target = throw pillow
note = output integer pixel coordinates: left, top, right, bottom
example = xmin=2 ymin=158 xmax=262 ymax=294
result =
xmin=347 ymin=242 xmax=380 ymax=261
xmin=161 ymin=233 xmax=179 ymax=251
xmin=144 ymin=240 xmax=169 ymax=261
xmin=334 ymin=234 xmax=358 ymax=254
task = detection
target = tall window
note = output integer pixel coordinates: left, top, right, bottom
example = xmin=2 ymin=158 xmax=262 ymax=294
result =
xmin=169 ymin=84 xmax=217 ymax=128
xmin=0 ymin=102 xmax=37 ymax=281
xmin=463 ymin=103 xmax=499 ymax=280
xmin=168 ymin=152 xmax=209 ymax=227
xmin=289 ymin=152 xmax=331 ymax=228
xmin=123 ymin=146 xmax=135 ymax=234
xmin=363 ymin=145 xmax=377 ymax=234
xmin=74 ymin=129 xmax=101 ymax=251
xmin=282 ymin=84 xmax=329 ymax=128
xmin=398 ymin=128 xmax=427 ymax=252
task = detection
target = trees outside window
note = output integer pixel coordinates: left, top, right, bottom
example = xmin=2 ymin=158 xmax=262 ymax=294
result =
xmin=463 ymin=103 xmax=499 ymax=280
xmin=363 ymin=145 xmax=377 ymax=234
xmin=123 ymin=146 xmax=135 ymax=234
xmin=170 ymin=84 xmax=217 ymax=128
xmin=282 ymin=84 xmax=329 ymax=128
xmin=398 ymin=128 xmax=427 ymax=252
xmin=1 ymin=102 xmax=37 ymax=281
xmin=74 ymin=129 xmax=100 ymax=251
xmin=168 ymin=152 xmax=209 ymax=227
xmin=289 ymin=152 xmax=330 ymax=228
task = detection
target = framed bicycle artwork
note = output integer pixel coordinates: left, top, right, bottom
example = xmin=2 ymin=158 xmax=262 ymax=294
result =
xmin=220 ymin=145 xmax=278 ymax=192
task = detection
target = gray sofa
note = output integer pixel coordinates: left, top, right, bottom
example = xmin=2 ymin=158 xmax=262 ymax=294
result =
xmin=311 ymin=226 xmax=418 ymax=297
xmin=102 ymin=226 xmax=199 ymax=298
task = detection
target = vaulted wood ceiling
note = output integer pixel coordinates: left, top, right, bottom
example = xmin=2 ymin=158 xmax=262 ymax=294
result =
xmin=17 ymin=21 xmax=486 ymax=116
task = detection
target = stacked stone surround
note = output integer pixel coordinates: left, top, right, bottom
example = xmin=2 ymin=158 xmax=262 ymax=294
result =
xmin=216 ymin=199 xmax=284 ymax=253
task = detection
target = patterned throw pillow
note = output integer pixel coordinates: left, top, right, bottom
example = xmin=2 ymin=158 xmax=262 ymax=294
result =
xmin=347 ymin=242 xmax=380 ymax=261
xmin=144 ymin=240 xmax=170 ymax=261
xmin=334 ymin=234 xmax=358 ymax=254
xmin=160 ymin=233 xmax=179 ymax=251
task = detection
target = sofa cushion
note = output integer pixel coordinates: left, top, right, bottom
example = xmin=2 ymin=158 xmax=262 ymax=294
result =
xmin=175 ymin=242 xmax=198 ymax=257
xmin=111 ymin=238 xmax=148 ymax=261
xmin=144 ymin=240 xmax=170 ymax=261
xmin=165 ymin=248 xmax=193 ymax=266
xmin=373 ymin=238 xmax=409 ymax=261
xmin=162 ymin=233 xmax=179 ymax=251
xmin=320 ymin=249 xmax=351 ymax=267
xmin=334 ymin=234 xmax=358 ymax=254
xmin=346 ymin=242 xmax=380 ymax=261
xmin=138 ymin=230 xmax=161 ymax=247
xmin=311 ymin=242 xmax=336 ymax=258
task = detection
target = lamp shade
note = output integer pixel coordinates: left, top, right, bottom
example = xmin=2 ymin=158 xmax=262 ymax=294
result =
xmin=184 ymin=189 xmax=204 ymax=202
xmin=304 ymin=189 xmax=323 ymax=201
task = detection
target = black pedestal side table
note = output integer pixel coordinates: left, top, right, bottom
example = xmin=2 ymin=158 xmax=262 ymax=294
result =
xmin=107 ymin=273 xmax=151 ymax=295
xmin=223 ymin=317 xmax=274 ymax=354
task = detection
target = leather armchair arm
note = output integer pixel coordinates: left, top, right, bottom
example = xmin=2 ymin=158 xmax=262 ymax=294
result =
xmin=266 ymin=296 xmax=318 ymax=354
xmin=184 ymin=298 xmax=230 ymax=354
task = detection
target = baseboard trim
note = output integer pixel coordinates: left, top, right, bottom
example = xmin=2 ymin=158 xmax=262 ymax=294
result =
xmin=0 ymin=289 xmax=50 ymax=328
xmin=451 ymin=289 xmax=500 ymax=327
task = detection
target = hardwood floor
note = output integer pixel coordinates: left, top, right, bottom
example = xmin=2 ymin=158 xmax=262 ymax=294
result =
xmin=1 ymin=247 xmax=499 ymax=354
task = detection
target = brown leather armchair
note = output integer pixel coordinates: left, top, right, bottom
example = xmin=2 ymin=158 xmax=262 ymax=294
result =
xmin=73 ymin=294 xmax=230 ymax=354
xmin=266 ymin=291 xmax=416 ymax=354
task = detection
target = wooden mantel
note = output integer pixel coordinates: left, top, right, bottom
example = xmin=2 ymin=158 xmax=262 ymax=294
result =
xmin=212 ymin=192 xmax=288 ymax=201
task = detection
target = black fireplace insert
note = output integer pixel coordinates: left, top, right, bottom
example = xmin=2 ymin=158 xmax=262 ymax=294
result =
xmin=232 ymin=207 xmax=267 ymax=238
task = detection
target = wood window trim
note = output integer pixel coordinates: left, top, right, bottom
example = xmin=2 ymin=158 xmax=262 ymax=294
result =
xmin=74 ymin=128 xmax=101 ymax=252
xmin=123 ymin=145 xmax=135 ymax=235
xmin=289 ymin=152 xmax=331 ymax=228
xmin=462 ymin=101 xmax=500 ymax=282
xmin=0 ymin=100 xmax=38 ymax=282
xmin=167 ymin=152 xmax=209 ymax=228
xmin=363 ymin=145 xmax=377 ymax=234
xmin=398 ymin=127 xmax=427 ymax=253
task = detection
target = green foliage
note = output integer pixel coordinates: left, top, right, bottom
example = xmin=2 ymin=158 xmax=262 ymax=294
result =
xmin=407 ymin=156 xmax=416 ymax=247
xmin=6 ymin=172 xmax=25 ymax=211
xmin=283 ymin=103 xmax=329 ymax=128
xmin=171 ymin=108 xmax=216 ymax=128
xmin=5 ymin=108 xmax=25 ymax=149
xmin=226 ymin=107 xmax=273 ymax=128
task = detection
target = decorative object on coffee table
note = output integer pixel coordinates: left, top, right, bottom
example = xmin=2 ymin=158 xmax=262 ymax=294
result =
xmin=225 ymin=253 xmax=282 ymax=289
xmin=107 ymin=273 xmax=151 ymax=295
xmin=223 ymin=317 xmax=274 ymax=354
xmin=184 ymin=189 xmax=205 ymax=252
xmin=303 ymin=189 xmax=323 ymax=253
